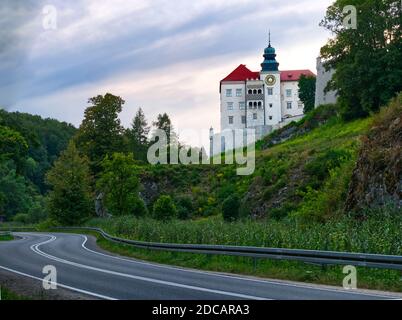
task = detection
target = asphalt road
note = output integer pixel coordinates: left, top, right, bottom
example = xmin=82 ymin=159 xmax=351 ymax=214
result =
xmin=0 ymin=233 xmax=400 ymax=300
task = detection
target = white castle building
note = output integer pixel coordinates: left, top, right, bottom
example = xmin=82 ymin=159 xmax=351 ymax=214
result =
xmin=210 ymin=35 xmax=315 ymax=156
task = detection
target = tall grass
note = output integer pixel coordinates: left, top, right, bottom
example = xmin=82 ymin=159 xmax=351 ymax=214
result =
xmin=86 ymin=206 xmax=401 ymax=255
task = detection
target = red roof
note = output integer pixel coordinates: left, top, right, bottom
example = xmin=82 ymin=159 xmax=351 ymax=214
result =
xmin=280 ymin=70 xmax=315 ymax=82
xmin=221 ymin=64 xmax=260 ymax=82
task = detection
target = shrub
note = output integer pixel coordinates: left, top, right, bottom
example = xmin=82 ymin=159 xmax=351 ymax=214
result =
xmin=153 ymin=195 xmax=177 ymax=221
xmin=175 ymin=196 xmax=193 ymax=220
xmin=132 ymin=197 xmax=148 ymax=217
xmin=13 ymin=213 xmax=30 ymax=224
xmin=222 ymin=195 xmax=240 ymax=222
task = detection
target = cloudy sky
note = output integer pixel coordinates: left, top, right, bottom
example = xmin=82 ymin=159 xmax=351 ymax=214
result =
xmin=1 ymin=0 xmax=334 ymax=147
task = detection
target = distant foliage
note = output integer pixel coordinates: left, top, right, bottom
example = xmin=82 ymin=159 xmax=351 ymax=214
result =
xmin=222 ymin=195 xmax=240 ymax=222
xmin=0 ymin=109 xmax=76 ymax=193
xmin=153 ymin=195 xmax=177 ymax=221
xmin=46 ymin=142 xmax=93 ymax=225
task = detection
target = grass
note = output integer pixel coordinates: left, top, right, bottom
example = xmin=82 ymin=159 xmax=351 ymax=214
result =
xmin=0 ymin=287 xmax=27 ymax=300
xmin=85 ymin=209 xmax=402 ymax=255
xmin=0 ymin=234 xmax=13 ymax=241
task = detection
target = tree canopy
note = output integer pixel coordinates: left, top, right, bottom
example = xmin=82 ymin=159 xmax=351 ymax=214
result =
xmin=320 ymin=0 xmax=402 ymax=119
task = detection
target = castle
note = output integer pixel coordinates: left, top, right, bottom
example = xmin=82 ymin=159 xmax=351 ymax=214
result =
xmin=210 ymin=35 xmax=315 ymax=156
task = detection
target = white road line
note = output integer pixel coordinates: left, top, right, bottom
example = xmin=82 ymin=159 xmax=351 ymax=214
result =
xmin=77 ymin=234 xmax=400 ymax=300
xmin=28 ymin=234 xmax=269 ymax=300
xmin=0 ymin=265 xmax=117 ymax=300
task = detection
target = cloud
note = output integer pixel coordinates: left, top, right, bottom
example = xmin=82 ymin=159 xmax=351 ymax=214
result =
xmin=2 ymin=0 xmax=334 ymax=147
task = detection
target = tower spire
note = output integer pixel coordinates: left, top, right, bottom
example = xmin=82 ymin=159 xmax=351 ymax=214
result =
xmin=268 ymin=30 xmax=271 ymax=47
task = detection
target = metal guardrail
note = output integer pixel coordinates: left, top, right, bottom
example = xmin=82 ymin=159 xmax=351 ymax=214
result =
xmin=3 ymin=226 xmax=402 ymax=270
xmin=54 ymin=227 xmax=402 ymax=271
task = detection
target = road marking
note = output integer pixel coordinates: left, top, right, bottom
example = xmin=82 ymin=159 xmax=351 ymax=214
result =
xmin=78 ymin=234 xmax=400 ymax=300
xmin=29 ymin=234 xmax=269 ymax=300
xmin=0 ymin=265 xmax=117 ymax=300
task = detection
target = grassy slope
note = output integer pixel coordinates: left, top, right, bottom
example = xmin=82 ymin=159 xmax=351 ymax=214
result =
xmin=80 ymin=114 xmax=401 ymax=292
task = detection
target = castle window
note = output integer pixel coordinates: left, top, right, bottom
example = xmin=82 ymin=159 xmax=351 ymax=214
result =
xmin=229 ymin=116 xmax=234 ymax=124
xmin=269 ymin=103 xmax=273 ymax=108
xmin=248 ymin=101 xmax=253 ymax=107
xmin=227 ymin=102 xmax=234 ymax=110
xmin=253 ymin=102 xmax=257 ymax=107
xmin=239 ymin=102 xmax=245 ymax=110
xmin=253 ymin=89 xmax=257 ymax=94
xmin=286 ymin=89 xmax=292 ymax=97
xmin=267 ymin=88 xmax=273 ymax=95
xmin=241 ymin=116 xmax=246 ymax=124
xmin=258 ymin=101 xmax=262 ymax=107
xmin=226 ymin=89 xmax=232 ymax=97
xmin=258 ymin=89 xmax=262 ymax=94
xmin=236 ymin=89 xmax=242 ymax=97
xmin=253 ymin=113 xmax=258 ymax=120
xmin=298 ymin=101 xmax=303 ymax=109
xmin=287 ymin=102 xmax=292 ymax=109
xmin=269 ymin=116 xmax=273 ymax=120
xmin=248 ymin=89 xmax=252 ymax=94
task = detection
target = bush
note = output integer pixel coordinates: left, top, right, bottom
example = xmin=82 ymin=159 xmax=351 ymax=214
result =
xmin=222 ymin=195 xmax=240 ymax=222
xmin=175 ymin=196 xmax=193 ymax=220
xmin=153 ymin=195 xmax=177 ymax=221
xmin=131 ymin=197 xmax=148 ymax=217
xmin=13 ymin=213 xmax=30 ymax=224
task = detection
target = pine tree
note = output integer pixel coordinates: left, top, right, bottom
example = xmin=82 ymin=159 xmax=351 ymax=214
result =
xmin=126 ymin=108 xmax=150 ymax=162
xmin=46 ymin=141 xmax=93 ymax=225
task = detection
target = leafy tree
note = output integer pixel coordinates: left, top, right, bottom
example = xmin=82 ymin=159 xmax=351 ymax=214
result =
xmin=0 ymin=125 xmax=28 ymax=174
xmin=97 ymin=153 xmax=143 ymax=216
xmin=153 ymin=195 xmax=177 ymax=220
xmin=46 ymin=142 xmax=93 ymax=225
xmin=320 ymin=0 xmax=402 ymax=120
xmin=298 ymin=75 xmax=316 ymax=113
xmin=126 ymin=108 xmax=150 ymax=162
xmin=0 ymin=161 xmax=35 ymax=219
xmin=75 ymin=93 xmax=126 ymax=174
xmin=222 ymin=195 xmax=240 ymax=222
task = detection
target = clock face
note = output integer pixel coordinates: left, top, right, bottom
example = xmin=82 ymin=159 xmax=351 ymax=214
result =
xmin=265 ymin=75 xmax=276 ymax=86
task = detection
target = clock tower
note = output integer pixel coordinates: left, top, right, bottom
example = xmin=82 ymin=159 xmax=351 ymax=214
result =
xmin=260 ymin=32 xmax=281 ymax=126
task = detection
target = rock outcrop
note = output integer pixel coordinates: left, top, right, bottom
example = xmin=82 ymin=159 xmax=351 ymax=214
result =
xmin=345 ymin=94 xmax=402 ymax=212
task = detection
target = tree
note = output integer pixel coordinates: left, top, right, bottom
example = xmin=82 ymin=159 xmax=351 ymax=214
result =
xmin=298 ymin=75 xmax=316 ymax=113
xmin=320 ymin=0 xmax=402 ymax=120
xmin=222 ymin=195 xmax=240 ymax=222
xmin=97 ymin=153 xmax=145 ymax=216
xmin=153 ymin=195 xmax=177 ymax=221
xmin=0 ymin=125 xmax=28 ymax=174
xmin=75 ymin=93 xmax=126 ymax=174
xmin=46 ymin=142 xmax=93 ymax=225
xmin=126 ymin=108 xmax=150 ymax=162
xmin=152 ymin=113 xmax=179 ymax=162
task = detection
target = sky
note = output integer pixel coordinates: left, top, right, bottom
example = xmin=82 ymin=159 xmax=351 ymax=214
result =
xmin=1 ymin=0 xmax=334 ymax=148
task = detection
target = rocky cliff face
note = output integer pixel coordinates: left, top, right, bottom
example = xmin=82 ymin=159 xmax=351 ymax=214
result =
xmin=345 ymin=94 xmax=402 ymax=213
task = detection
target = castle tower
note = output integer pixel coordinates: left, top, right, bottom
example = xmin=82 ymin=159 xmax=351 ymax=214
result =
xmin=260 ymin=32 xmax=282 ymax=126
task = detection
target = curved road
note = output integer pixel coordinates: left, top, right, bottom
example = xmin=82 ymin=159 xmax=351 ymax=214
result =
xmin=0 ymin=233 xmax=399 ymax=300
